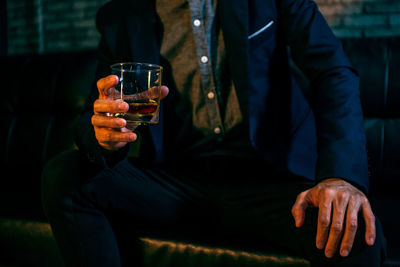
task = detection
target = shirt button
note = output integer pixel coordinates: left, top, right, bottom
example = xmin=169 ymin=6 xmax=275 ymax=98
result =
xmin=214 ymin=127 xmax=221 ymax=134
xmin=201 ymin=56 xmax=208 ymax=64
xmin=207 ymin=92 xmax=215 ymax=99
xmin=193 ymin=19 xmax=201 ymax=27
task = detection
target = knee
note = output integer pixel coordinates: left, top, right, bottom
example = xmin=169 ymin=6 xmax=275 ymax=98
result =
xmin=304 ymin=208 xmax=386 ymax=265
xmin=41 ymin=150 xmax=86 ymax=218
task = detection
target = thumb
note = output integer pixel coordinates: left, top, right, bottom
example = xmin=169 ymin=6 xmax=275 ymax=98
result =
xmin=291 ymin=190 xmax=311 ymax=228
xmin=160 ymin=86 xmax=169 ymax=99
xmin=97 ymin=75 xmax=119 ymax=100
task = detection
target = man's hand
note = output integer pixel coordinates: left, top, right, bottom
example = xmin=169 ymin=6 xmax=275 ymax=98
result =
xmin=92 ymin=75 xmax=169 ymax=151
xmin=291 ymin=178 xmax=376 ymax=258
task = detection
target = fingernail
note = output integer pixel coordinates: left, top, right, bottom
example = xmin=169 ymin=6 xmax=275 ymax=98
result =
xmin=326 ymin=250 xmax=334 ymax=258
xmin=118 ymin=102 xmax=128 ymax=110
xmin=369 ymin=237 xmax=375 ymax=245
xmin=118 ymin=119 xmax=126 ymax=127
xmin=341 ymin=249 xmax=349 ymax=257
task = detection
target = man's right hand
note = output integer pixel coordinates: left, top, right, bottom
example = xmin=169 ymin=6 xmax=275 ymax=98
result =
xmin=92 ymin=75 xmax=137 ymax=151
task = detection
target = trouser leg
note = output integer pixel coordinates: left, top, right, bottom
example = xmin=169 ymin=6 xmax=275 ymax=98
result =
xmin=41 ymin=151 xmax=212 ymax=267
xmin=42 ymin=150 xmax=122 ymax=266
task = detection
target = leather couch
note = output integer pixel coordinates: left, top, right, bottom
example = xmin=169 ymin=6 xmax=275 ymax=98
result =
xmin=0 ymin=37 xmax=399 ymax=266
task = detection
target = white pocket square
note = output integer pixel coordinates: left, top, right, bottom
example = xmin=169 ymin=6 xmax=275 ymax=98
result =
xmin=248 ymin=20 xmax=274 ymax=40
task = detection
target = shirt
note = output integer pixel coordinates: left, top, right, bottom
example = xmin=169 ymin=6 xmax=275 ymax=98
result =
xmin=156 ymin=0 xmax=260 ymax=162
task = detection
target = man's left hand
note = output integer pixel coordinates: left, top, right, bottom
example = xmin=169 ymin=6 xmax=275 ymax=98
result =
xmin=291 ymin=178 xmax=376 ymax=258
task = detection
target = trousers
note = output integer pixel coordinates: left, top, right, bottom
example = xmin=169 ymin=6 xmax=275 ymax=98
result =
xmin=41 ymin=150 xmax=386 ymax=267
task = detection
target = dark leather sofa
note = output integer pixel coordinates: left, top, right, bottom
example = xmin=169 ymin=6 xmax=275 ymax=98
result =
xmin=0 ymin=37 xmax=399 ymax=266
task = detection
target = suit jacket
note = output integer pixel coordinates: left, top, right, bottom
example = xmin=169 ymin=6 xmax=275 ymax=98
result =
xmin=76 ymin=0 xmax=369 ymax=192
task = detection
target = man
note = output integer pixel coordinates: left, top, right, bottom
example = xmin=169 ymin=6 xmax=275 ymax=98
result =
xmin=42 ymin=0 xmax=386 ymax=266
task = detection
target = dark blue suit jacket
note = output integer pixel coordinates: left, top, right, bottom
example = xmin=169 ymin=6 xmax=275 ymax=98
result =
xmin=77 ymin=0 xmax=369 ymax=192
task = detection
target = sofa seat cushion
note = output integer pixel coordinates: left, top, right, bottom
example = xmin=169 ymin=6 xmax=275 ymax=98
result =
xmin=0 ymin=219 xmax=309 ymax=267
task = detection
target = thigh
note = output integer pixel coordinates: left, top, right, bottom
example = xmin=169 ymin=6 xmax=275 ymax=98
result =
xmin=103 ymin=159 xmax=216 ymax=236
xmin=42 ymin=150 xmax=214 ymax=236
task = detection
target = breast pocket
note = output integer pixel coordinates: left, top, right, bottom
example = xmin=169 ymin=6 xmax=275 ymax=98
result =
xmin=248 ymin=19 xmax=276 ymax=49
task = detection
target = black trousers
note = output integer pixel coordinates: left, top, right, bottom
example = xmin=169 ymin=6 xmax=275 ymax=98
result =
xmin=41 ymin=150 xmax=386 ymax=267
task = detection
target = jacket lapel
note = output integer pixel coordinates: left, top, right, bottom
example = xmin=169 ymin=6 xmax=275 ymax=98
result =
xmin=124 ymin=1 xmax=165 ymax=163
xmin=218 ymin=0 xmax=249 ymax=119
xmin=125 ymin=1 xmax=160 ymax=64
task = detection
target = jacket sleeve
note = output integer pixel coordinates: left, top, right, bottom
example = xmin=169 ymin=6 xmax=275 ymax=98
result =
xmin=277 ymin=0 xmax=369 ymax=192
xmin=73 ymin=2 xmax=130 ymax=168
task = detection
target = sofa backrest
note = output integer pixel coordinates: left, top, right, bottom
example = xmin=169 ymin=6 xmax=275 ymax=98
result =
xmin=0 ymin=50 xmax=97 ymax=215
xmin=341 ymin=37 xmax=400 ymax=196
xmin=1 ymin=51 xmax=97 ymax=169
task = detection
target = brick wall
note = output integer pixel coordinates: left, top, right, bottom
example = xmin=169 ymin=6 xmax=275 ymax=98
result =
xmin=316 ymin=0 xmax=400 ymax=38
xmin=6 ymin=0 xmax=400 ymax=55
xmin=7 ymin=0 xmax=107 ymax=55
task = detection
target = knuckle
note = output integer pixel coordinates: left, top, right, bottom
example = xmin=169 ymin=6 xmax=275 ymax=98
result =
xmin=369 ymin=213 xmax=376 ymax=223
xmin=96 ymin=78 xmax=104 ymax=91
xmin=331 ymin=222 xmax=343 ymax=232
xmin=102 ymin=131 xmax=112 ymax=141
xmin=323 ymin=188 xmax=335 ymax=198
xmin=361 ymin=196 xmax=370 ymax=205
xmin=338 ymin=191 xmax=348 ymax=201
xmin=95 ymin=131 xmax=103 ymax=142
xmin=349 ymin=195 xmax=359 ymax=206
xmin=320 ymin=217 xmax=330 ymax=227
xmin=348 ymin=219 xmax=358 ymax=231
xmin=291 ymin=205 xmax=300 ymax=216
xmin=299 ymin=191 xmax=308 ymax=198
xmin=93 ymin=100 xmax=100 ymax=111
xmin=291 ymin=206 xmax=296 ymax=214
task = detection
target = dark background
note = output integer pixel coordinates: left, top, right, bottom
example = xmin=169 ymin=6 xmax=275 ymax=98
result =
xmin=1 ymin=0 xmax=400 ymax=56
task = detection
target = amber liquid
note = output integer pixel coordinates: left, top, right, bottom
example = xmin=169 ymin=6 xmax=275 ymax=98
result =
xmin=115 ymin=99 xmax=159 ymax=124
xmin=126 ymin=99 xmax=158 ymax=115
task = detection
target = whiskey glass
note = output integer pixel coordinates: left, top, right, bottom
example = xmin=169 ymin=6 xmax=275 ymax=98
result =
xmin=110 ymin=62 xmax=163 ymax=125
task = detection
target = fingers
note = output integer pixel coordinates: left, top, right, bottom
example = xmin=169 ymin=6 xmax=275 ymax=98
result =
xmin=340 ymin=196 xmax=361 ymax=257
xmin=303 ymin=179 xmax=376 ymax=259
xmin=91 ymin=114 xmax=126 ymax=128
xmin=97 ymin=75 xmax=119 ymax=99
xmin=291 ymin=190 xmax=311 ymax=228
xmin=324 ymin=192 xmax=349 ymax=258
xmin=95 ymin=128 xmax=136 ymax=143
xmin=91 ymin=97 xmax=135 ymax=149
xmin=316 ymin=189 xmax=334 ymax=251
xmin=123 ymin=85 xmax=170 ymax=101
xmin=94 ymin=99 xmax=128 ymax=114
xmin=361 ymin=198 xmax=376 ymax=246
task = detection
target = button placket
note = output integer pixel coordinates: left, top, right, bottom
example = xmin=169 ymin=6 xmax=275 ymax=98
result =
xmin=188 ymin=0 xmax=224 ymax=136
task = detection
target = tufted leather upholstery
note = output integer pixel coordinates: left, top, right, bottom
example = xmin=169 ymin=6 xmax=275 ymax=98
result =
xmin=0 ymin=37 xmax=399 ymax=266
xmin=0 ymin=51 xmax=97 ymax=220
xmin=341 ymin=37 xmax=400 ymax=266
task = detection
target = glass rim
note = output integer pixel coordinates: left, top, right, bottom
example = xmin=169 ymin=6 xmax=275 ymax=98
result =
xmin=110 ymin=62 xmax=163 ymax=72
